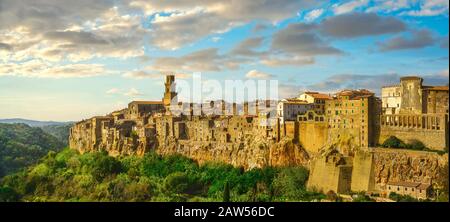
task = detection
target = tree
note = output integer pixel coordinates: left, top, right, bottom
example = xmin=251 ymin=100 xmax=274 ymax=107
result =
xmin=0 ymin=186 xmax=20 ymax=202
xmin=223 ymin=180 xmax=230 ymax=202
xmin=382 ymin=136 xmax=406 ymax=148
xmin=408 ymin=139 xmax=426 ymax=151
xmin=163 ymin=172 xmax=190 ymax=194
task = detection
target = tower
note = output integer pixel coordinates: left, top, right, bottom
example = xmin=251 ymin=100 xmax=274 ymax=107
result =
xmin=163 ymin=75 xmax=178 ymax=107
xmin=399 ymin=76 xmax=423 ymax=114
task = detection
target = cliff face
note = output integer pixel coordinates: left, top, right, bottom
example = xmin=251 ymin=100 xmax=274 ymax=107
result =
xmin=69 ymin=117 xmax=310 ymax=170
xmin=156 ymin=136 xmax=309 ymax=169
xmin=372 ymin=149 xmax=448 ymax=189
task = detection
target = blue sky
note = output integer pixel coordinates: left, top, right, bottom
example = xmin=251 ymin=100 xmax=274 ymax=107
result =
xmin=0 ymin=0 xmax=448 ymax=121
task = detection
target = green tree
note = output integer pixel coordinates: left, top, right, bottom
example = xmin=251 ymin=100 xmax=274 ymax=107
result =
xmin=223 ymin=180 xmax=230 ymax=202
xmin=0 ymin=186 xmax=20 ymax=202
xmin=382 ymin=136 xmax=406 ymax=148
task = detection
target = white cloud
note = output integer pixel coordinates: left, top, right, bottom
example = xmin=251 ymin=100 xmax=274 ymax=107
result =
xmin=131 ymin=0 xmax=323 ymax=49
xmin=0 ymin=60 xmax=110 ymax=78
xmin=406 ymin=0 xmax=449 ymax=16
xmin=106 ymin=88 xmax=120 ymax=94
xmin=0 ymin=5 xmax=146 ymax=64
xmin=332 ymin=0 xmax=369 ymax=15
xmin=124 ymin=88 xmax=143 ymax=97
xmin=304 ymin=8 xmax=324 ymax=21
xmin=245 ymin=70 xmax=274 ymax=79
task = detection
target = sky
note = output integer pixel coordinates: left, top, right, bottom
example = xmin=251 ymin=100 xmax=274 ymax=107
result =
xmin=0 ymin=0 xmax=448 ymax=121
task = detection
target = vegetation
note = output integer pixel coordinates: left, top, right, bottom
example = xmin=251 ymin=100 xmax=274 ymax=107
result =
xmin=0 ymin=148 xmax=325 ymax=202
xmin=388 ymin=192 xmax=419 ymax=202
xmin=0 ymin=123 xmax=65 ymax=177
xmin=40 ymin=124 xmax=73 ymax=146
xmin=351 ymin=192 xmax=375 ymax=202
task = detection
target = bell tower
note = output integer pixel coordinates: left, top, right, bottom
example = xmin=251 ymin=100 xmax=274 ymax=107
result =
xmin=163 ymin=75 xmax=177 ymax=107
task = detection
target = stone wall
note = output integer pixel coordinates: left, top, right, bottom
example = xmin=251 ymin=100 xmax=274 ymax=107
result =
xmin=379 ymin=114 xmax=448 ymax=150
xmin=371 ymin=148 xmax=448 ymax=191
xmin=307 ymin=153 xmax=352 ymax=194
xmin=351 ymin=150 xmax=375 ymax=192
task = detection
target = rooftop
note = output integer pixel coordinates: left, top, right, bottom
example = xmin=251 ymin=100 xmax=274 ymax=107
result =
xmin=423 ymin=86 xmax=449 ymax=91
xmin=386 ymin=181 xmax=429 ymax=188
xmin=129 ymin=101 xmax=164 ymax=105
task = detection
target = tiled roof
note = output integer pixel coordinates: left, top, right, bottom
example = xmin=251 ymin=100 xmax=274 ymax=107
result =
xmin=387 ymin=181 xmax=421 ymax=188
xmin=423 ymin=86 xmax=449 ymax=91
xmin=310 ymin=93 xmax=332 ymax=100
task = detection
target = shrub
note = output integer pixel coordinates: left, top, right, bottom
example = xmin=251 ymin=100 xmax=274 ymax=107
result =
xmin=0 ymin=186 xmax=20 ymax=202
xmin=382 ymin=136 xmax=406 ymax=148
xmin=408 ymin=139 xmax=426 ymax=151
xmin=163 ymin=172 xmax=191 ymax=194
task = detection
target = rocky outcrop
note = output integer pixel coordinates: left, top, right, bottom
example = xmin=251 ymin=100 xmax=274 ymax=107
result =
xmin=372 ymin=148 xmax=448 ymax=189
xmin=156 ymin=135 xmax=309 ymax=170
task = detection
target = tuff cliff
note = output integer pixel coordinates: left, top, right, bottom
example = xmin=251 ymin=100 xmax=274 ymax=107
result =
xmin=372 ymin=149 xmax=448 ymax=190
xmin=156 ymin=136 xmax=309 ymax=169
xmin=69 ymin=112 xmax=311 ymax=170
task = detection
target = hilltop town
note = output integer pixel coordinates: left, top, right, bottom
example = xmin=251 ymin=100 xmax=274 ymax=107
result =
xmin=69 ymin=75 xmax=449 ymax=200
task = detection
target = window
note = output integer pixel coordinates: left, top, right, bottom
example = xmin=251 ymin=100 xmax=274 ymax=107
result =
xmin=397 ymin=187 xmax=400 ymax=191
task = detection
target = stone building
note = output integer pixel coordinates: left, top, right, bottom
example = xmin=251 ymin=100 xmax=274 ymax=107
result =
xmin=127 ymin=101 xmax=164 ymax=119
xmin=385 ymin=181 xmax=431 ymax=200
xmin=381 ymin=76 xmax=449 ymax=115
xmin=380 ymin=76 xmax=449 ymax=151
xmin=325 ymin=89 xmax=381 ymax=150
xmin=277 ymin=98 xmax=313 ymax=123
xmin=298 ymin=91 xmax=332 ymax=114
xmin=381 ymin=85 xmax=402 ymax=114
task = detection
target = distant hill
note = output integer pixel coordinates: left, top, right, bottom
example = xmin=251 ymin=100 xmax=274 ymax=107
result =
xmin=0 ymin=118 xmax=73 ymax=127
xmin=0 ymin=123 xmax=65 ymax=177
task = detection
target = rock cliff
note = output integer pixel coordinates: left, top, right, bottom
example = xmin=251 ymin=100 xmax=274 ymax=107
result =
xmin=373 ymin=149 xmax=448 ymax=189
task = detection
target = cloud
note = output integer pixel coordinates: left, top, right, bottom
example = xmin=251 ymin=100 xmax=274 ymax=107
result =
xmin=123 ymin=70 xmax=161 ymax=79
xmin=0 ymin=5 xmax=146 ymax=63
xmin=0 ymin=42 xmax=12 ymax=51
xmin=304 ymin=8 xmax=324 ymax=21
xmin=0 ymin=60 xmax=110 ymax=78
xmin=272 ymin=23 xmax=342 ymax=56
xmin=440 ymin=35 xmax=449 ymax=48
xmin=132 ymin=0 xmax=323 ymax=49
xmin=332 ymin=0 xmax=369 ymax=15
xmin=106 ymin=88 xmax=120 ymax=94
xmin=252 ymin=23 xmax=270 ymax=33
xmin=150 ymin=48 xmax=242 ymax=72
xmin=305 ymin=73 xmax=449 ymax=94
xmin=123 ymin=70 xmax=192 ymax=79
xmin=211 ymin=37 xmax=222 ymax=42
xmin=245 ymin=70 xmax=274 ymax=79
xmin=366 ymin=0 xmax=412 ymax=13
xmin=319 ymin=12 xmax=406 ymax=38
xmin=378 ymin=29 xmax=435 ymax=51
xmin=261 ymin=57 xmax=315 ymax=67
xmin=124 ymin=88 xmax=143 ymax=97
xmin=231 ymin=37 xmax=265 ymax=57
xmin=405 ymin=0 xmax=449 ymax=16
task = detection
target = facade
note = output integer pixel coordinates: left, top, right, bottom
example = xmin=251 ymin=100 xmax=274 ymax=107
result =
xmin=277 ymin=98 xmax=313 ymax=123
xmin=385 ymin=181 xmax=431 ymax=200
xmin=325 ymin=89 xmax=381 ymax=149
xmin=381 ymin=76 xmax=449 ymax=115
xmin=380 ymin=76 xmax=449 ymax=150
xmin=381 ymin=85 xmax=402 ymax=114
xmin=298 ymin=91 xmax=332 ymax=114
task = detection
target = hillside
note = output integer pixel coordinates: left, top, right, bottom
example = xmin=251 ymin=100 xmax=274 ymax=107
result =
xmin=0 ymin=118 xmax=73 ymax=127
xmin=40 ymin=124 xmax=73 ymax=146
xmin=0 ymin=148 xmax=324 ymax=202
xmin=0 ymin=123 xmax=65 ymax=177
